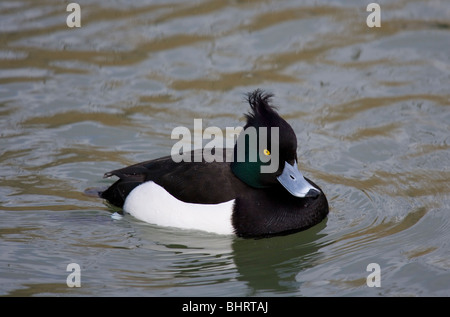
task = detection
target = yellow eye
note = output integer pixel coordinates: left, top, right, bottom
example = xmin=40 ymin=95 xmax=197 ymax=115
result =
xmin=263 ymin=149 xmax=270 ymax=156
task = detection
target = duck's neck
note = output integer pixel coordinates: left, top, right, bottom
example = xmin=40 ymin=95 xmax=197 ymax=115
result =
xmin=231 ymin=160 xmax=267 ymax=189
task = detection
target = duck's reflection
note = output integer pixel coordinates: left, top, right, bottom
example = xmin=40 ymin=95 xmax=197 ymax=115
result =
xmin=131 ymin=217 xmax=328 ymax=295
xmin=231 ymin=220 xmax=328 ymax=294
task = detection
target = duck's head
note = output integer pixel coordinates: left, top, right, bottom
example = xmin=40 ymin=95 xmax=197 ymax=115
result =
xmin=230 ymin=89 xmax=321 ymax=198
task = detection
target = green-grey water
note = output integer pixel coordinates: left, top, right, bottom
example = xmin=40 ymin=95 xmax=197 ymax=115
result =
xmin=1 ymin=0 xmax=449 ymax=296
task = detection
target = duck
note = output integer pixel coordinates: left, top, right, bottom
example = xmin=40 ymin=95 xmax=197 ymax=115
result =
xmin=99 ymin=89 xmax=328 ymax=238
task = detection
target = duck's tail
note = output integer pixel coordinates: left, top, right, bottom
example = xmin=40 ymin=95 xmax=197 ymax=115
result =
xmin=83 ymin=186 xmax=108 ymax=198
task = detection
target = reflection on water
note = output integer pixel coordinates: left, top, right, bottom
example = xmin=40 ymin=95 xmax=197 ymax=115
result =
xmin=232 ymin=221 xmax=328 ymax=295
xmin=1 ymin=0 xmax=450 ymax=296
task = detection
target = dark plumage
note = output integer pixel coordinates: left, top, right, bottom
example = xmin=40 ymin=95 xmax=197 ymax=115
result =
xmin=100 ymin=89 xmax=329 ymax=238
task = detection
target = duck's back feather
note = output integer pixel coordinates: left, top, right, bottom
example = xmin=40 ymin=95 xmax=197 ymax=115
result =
xmin=100 ymin=149 xmax=246 ymax=207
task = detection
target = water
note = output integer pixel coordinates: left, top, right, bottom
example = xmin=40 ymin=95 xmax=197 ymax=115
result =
xmin=1 ymin=0 xmax=449 ymax=297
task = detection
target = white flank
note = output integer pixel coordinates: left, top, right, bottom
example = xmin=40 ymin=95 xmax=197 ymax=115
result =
xmin=123 ymin=181 xmax=235 ymax=235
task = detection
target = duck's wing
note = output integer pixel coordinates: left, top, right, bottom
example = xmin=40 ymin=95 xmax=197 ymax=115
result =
xmin=100 ymin=149 xmax=243 ymax=208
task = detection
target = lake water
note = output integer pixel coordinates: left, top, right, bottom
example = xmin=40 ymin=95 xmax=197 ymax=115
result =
xmin=1 ymin=0 xmax=449 ymax=297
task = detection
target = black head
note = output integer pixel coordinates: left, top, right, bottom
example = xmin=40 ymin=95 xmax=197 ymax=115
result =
xmin=230 ymin=89 xmax=320 ymax=198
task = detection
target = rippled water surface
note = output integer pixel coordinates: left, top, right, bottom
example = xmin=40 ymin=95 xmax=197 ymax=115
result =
xmin=1 ymin=0 xmax=449 ymax=296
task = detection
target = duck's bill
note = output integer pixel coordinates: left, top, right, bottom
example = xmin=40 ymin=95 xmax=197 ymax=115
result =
xmin=277 ymin=161 xmax=321 ymax=198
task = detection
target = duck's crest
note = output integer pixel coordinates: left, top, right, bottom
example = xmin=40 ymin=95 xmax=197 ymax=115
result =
xmin=244 ymin=89 xmax=279 ymax=128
